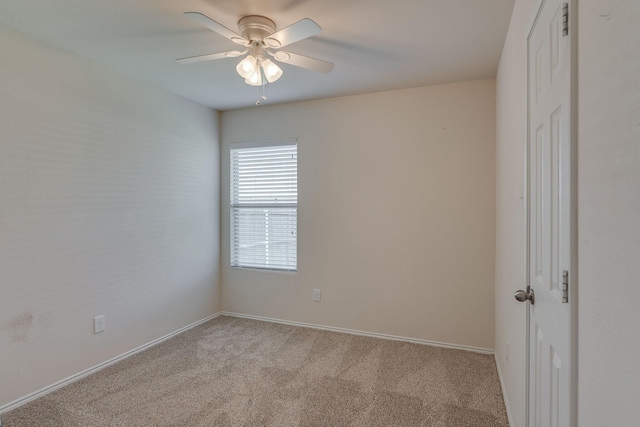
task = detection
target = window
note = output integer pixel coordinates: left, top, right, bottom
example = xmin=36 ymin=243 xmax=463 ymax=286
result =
xmin=230 ymin=140 xmax=297 ymax=271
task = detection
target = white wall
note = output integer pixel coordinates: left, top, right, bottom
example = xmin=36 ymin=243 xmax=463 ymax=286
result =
xmin=221 ymin=80 xmax=496 ymax=350
xmin=578 ymin=0 xmax=640 ymax=424
xmin=494 ymin=0 xmax=536 ymax=425
xmin=497 ymin=0 xmax=640 ymax=425
xmin=0 ymin=26 xmax=221 ymax=408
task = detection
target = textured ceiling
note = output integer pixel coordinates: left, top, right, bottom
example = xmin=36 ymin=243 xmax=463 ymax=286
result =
xmin=0 ymin=0 xmax=514 ymax=110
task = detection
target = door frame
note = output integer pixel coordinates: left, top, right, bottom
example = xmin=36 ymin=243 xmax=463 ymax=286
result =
xmin=523 ymin=0 xmax=578 ymax=425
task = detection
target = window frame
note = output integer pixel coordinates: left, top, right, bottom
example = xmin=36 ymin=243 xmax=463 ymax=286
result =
xmin=229 ymin=139 xmax=298 ymax=273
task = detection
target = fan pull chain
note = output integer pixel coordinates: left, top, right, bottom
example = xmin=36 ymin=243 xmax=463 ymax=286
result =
xmin=255 ymin=67 xmax=267 ymax=105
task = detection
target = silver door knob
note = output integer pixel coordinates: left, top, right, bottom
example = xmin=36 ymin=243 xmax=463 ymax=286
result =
xmin=514 ymin=288 xmax=535 ymax=304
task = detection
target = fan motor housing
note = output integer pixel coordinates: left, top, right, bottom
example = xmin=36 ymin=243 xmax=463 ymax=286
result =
xmin=238 ymin=16 xmax=276 ymax=42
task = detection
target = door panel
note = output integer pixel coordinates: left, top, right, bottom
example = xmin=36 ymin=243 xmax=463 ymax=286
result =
xmin=527 ymin=0 xmax=573 ymax=426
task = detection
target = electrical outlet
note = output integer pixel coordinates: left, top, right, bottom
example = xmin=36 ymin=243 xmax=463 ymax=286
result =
xmin=312 ymin=289 xmax=321 ymax=302
xmin=505 ymin=339 xmax=509 ymax=362
xmin=94 ymin=315 xmax=105 ymax=334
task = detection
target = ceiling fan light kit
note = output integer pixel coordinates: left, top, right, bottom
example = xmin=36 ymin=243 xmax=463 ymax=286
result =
xmin=235 ymin=42 xmax=284 ymax=86
xmin=262 ymin=59 xmax=283 ymax=83
xmin=246 ymin=70 xmax=263 ymax=86
xmin=177 ymin=12 xmax=334 ymax=94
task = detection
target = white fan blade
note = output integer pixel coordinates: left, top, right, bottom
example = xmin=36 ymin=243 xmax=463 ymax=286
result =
xmin=176 ymin=50 xmax=246 ymax=64
xmin=272 ymin=51 xmax=334 ymax=73
xmin=264 ymin=18 xmax=321 ymax=48
xmin=184 ymin=12 xmax=249 ymax=46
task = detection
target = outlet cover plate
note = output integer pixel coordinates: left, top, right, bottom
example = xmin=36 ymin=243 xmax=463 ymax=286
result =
xmin=94 ymin=315 xmax=105 ymax=334
xmin=312 ymin=289 xmax=321 ymax=302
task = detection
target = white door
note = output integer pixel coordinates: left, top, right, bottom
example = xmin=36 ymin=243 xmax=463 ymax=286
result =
xmin=521 ymin=0 xmax=575 ymax=426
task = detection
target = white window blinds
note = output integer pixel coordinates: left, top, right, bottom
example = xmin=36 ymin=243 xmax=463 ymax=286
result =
xmin=230 ymin=141 xmax=297 ymax=271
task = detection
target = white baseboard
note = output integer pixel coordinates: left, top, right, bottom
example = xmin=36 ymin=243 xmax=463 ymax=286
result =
xmin=494 ymin=354 xmax=514 ymax=427
xmin=221 ymin=311 xmax=494 ymax=354
xmin=0 ymin=312 xmax=222 ymax=415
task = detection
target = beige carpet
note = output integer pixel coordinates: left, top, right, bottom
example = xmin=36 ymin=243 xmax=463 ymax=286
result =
xmin=1 ymin=316 xmax=509 ymax=426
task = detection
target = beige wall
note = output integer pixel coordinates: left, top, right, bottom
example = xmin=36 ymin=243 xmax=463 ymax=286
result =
xmin=494 ymin=0 xmax=537 ymax=425
xmin=0 ymin=26 xmax=221 ymax=408
xmin=578 ymin=0 xmax=640 ymax=424
xmin=221 ymin=80 xmax=496 ymax=350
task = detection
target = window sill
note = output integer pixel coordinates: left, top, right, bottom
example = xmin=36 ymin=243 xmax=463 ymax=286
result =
xmin=230 ymin=266 xmax=297 ymax=275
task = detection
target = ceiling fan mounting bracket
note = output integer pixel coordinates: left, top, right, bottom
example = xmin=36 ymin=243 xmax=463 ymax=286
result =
xmin=238 ymin=15 xmax=276 ymax=43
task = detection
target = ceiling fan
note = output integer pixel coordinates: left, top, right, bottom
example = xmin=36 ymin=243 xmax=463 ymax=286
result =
xmin=177 ymin=12 xmax=334 ymax=86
